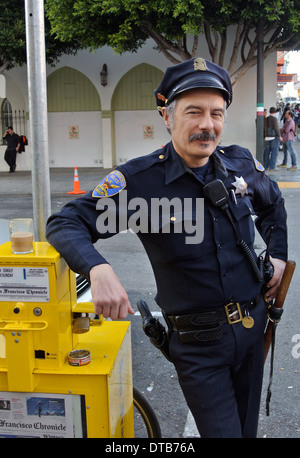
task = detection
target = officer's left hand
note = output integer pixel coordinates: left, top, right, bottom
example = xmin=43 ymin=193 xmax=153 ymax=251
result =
xmin=265 ymin=257 xmax=286 ymax=300
xmin=89 ymin=263 xmax=135 ymax=320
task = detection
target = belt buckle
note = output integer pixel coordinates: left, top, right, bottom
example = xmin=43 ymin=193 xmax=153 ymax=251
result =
xmin=225 ymin=302 xmax=242 ymax=325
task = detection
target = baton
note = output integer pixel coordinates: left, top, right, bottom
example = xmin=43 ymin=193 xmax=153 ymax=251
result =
xmin=264 ymin=260 xmax=296 ymax=361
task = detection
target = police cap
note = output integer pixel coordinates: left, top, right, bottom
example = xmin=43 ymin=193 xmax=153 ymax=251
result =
xmin=154 ymin=57 xmax=232 ymax=115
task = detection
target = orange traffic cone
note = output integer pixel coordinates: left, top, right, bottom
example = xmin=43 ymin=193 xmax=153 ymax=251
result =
xmin=68 ymin=167 xmax=86 ymax=195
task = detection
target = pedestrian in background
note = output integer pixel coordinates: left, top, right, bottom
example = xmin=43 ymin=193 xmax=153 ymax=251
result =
xmin=3 ymin=126 xmax=20 ymax=173
xmin=264 ymin=107 xmax=282 ymax=170
xmin=279 ymin=110 xmax=297 ymax=170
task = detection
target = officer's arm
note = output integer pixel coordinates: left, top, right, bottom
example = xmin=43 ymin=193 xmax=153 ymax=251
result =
xmin=89 ymin=264 xmax=134 ymax=319
xmin=46 ymin=190 xmax=134 ymax=319
xmin=46 ymin=191 xmax=108 ymax=278
xmin=254 ymin=175 xmax=287 ymax=261
xmin=253 ymin=172 xmax=288 ymax=299
xmin=265 ymin=257 xmax=286 ymax=300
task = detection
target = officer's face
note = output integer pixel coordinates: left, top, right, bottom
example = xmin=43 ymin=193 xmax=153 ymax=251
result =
xmin=162 ymin=88 xmax=225 ymax=167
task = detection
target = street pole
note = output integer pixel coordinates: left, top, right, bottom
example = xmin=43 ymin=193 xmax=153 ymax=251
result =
xmin=24 ymin=0 xmax=51 ymax=241
xmin=256 ymin=21 xmax=264 ymax=164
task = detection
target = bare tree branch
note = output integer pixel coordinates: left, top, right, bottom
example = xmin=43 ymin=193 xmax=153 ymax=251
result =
xmin=191 ymin=35 xmax=199 ymax=58
xmin=218 ymin=30 xmax=227 ymax=67
xmin=0 ymin=60 xmax=10 ymax=75
xmin=213 ymin=31 xmax=219 ymax=62
xmin=240 ymin=24 xmax=252 ymax=64
xmin=141 ymin=23 xmax=181 ymax=64
xmin=177 ymin=38 xmax=191 ymax=60
xmin=204 ymin=23 xmax=215 ymax=60
xmin=227 ymin=21 xmax=246 ymax=74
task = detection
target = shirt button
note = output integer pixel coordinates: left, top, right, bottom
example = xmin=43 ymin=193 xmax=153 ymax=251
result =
xmin=159 ymin=154 xmax=164 ymax=159
xmin=170 ymin=216 xmax=176 ymax=221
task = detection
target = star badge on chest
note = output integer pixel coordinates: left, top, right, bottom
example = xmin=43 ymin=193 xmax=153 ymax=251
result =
xmin=232 ymin=176 xmax=248 ymax=197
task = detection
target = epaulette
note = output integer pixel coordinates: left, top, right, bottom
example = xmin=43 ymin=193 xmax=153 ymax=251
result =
xmin=121 ymin=145 xmax=169 ymax=176
xmin=217 ymin=144 xmax=251 ymax=158
xmin=217 ymin=145 xmax=265 ymax=172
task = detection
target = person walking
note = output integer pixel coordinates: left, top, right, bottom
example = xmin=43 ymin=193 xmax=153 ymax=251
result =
xmin=264 ymin=107 xmax=282 ymax=170
xmin=278 ymin=110 xmax=297 ymax=170
xmin=3 ymin=126 xmax=20 ymax=173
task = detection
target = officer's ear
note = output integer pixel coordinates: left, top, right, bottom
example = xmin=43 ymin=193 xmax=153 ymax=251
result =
xmin=161 ymin=107 xmax=171 ymax=130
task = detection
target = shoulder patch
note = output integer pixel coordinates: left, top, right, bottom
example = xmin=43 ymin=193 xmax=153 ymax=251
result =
xmin=253 ymin=157 xmax=265 ymax=172
xmin=92 ymin=170 xmax=126 ymax=198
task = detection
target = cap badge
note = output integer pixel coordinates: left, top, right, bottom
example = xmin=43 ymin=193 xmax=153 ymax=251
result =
xmin=92 ymin=170 xmax=126 ymax=198
xmin=232 ymin=176 xmax=248 ymax=197
xmin=157 ymin=93 xmax=168 ymax=104
xmin=193 ymin=58 xmax=208 ymax=71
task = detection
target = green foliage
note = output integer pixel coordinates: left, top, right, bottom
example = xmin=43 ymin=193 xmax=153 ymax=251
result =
xmin=46 ymin=0 xmax=300 ymax=82
xmin=1 ymin=0 xmax=300 ymax=80
xmin=0 ymin=0 xmax=79 ymax=72
xmin=0 ymin=0 xmax=27 ymax=69
xmin=45 ymin=0 xmax=300 ymax=52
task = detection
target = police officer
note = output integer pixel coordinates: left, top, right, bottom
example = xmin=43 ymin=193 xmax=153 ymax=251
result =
xmin=46 ymin=58 xmax=287 ymax=438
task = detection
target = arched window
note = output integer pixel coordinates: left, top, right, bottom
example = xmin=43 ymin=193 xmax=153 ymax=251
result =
xmin=3 ymin=99 xmax=13 ymax=129
xmin=1 ymin=99 xmax=26 ymax=144
xmin=1 ymin=99 xmax=12 ymax=144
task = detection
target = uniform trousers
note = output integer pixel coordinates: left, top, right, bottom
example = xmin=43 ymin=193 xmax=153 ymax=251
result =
xmin=168 ymin=297 xmax=267 ymax=438
xmin=4 ymin=147 xmax=17 ymax=171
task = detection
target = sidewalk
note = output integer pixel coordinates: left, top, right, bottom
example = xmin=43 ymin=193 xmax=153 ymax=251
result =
xmin=0 ymin=140 xmax=300 ymax=195
xmin=0 ymin=166 xmax=113 ymax=196
xmin=265 ymin=138 xmax=300 ymax=187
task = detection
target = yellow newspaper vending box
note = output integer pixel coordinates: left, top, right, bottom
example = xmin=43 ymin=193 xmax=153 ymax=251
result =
xmin=0 ymin=242 xmax=134 ymax=438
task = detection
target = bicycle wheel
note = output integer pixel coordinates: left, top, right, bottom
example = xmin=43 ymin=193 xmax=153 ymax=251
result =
xmin=133 ymin=386 xmax=162 ymax=438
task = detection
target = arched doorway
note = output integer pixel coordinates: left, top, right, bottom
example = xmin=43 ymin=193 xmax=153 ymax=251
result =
xmin=111 ymin=63 xmax=168 ymax=165
xmin=47 ymin=66 xmax=102 ymax=167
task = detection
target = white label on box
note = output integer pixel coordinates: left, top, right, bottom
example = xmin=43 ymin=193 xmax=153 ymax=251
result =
xmin=0 ymin=267 xmax=49 ymax=302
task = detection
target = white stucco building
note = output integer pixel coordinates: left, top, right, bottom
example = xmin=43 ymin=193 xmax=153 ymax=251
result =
xmin=0 ymin=36 xmax=278 ymax=172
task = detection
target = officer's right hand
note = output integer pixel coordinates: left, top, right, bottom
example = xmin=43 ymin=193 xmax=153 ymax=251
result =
xmin=89 ymin=264 xmax=134 ymax=320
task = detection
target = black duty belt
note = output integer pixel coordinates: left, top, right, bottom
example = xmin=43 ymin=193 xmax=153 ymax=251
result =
xmin=165 ymin=300 xmax=257 ymax=343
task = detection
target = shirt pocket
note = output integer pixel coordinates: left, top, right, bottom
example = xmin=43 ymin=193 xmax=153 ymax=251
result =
xmin=229 ymin=197 xmax=255 ymax=244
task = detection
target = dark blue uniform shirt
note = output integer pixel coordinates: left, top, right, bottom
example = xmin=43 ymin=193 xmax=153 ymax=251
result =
xmin=46 ymin=142 xmax=287 ymax=315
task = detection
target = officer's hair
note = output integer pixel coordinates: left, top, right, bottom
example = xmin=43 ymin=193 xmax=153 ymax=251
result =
xmin=165 ymin=100 xmax=177 ymax=134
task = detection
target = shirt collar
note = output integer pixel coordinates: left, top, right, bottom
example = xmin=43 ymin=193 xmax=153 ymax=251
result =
xmin=164 ymin=142 xmax=189 ymax=185
xmin=164 ymin=142 xmax=230 ymax=185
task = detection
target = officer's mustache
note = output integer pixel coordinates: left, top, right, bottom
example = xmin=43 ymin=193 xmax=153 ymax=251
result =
xmin=189 ymin=131 xmax=217 ymax=142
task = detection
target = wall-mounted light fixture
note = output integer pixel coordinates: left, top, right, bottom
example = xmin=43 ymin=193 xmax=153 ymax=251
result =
xmin=100 ymin=64 xmax=108 ymax=86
